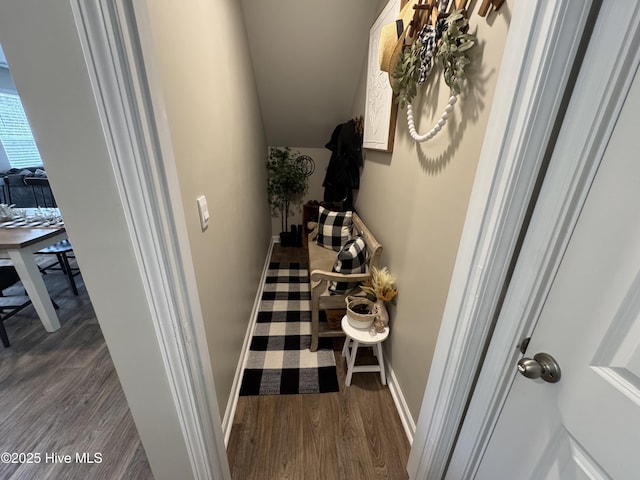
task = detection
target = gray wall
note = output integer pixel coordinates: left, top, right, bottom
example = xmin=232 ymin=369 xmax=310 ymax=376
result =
xmin=350 ymin=0 xmax=511 ymax=422
xmin=144 ymin=0 xmax=272 ymax=416
xmin=240 ymin=0 xmax=379 ymax=147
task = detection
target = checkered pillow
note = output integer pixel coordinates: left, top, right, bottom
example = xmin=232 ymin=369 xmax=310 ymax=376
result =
xmin=316 ymin=207 xmax=353 ymax=251
xmin=329 ymin=236 xmax=368 ymax=295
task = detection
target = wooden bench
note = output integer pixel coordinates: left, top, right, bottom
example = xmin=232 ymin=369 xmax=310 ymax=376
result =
xmin=307 ymin=212 xmax=383 ymax=351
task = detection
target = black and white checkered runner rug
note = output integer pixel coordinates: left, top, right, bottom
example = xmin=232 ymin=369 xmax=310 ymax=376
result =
xmin=239 ymin=262 xmax=339 ymax=395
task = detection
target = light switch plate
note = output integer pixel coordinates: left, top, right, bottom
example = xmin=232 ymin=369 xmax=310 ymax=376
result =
xmin=196 ymin=195 xmax=209 ymax=230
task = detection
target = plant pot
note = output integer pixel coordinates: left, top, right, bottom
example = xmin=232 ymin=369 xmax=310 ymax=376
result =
xmin=279 ymin=231 xmax=292 ymax=247
xmin=345 ymin=296 xmax=378 ymax=329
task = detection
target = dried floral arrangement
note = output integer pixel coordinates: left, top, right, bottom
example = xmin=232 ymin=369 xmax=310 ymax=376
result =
xmin=361 ymin=266 xmax=398 ymax=304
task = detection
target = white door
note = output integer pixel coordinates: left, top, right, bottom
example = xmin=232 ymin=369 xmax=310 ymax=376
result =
xmin=475 ymin=66 xmax=640 ymax=479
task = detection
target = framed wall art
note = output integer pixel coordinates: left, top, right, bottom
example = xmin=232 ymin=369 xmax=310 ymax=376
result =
xmin=363 ymin=0 xmax=400 ymax=152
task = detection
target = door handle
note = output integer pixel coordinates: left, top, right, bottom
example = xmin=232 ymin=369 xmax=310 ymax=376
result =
xmin=517 ymin=352 xmax=561 ymax=383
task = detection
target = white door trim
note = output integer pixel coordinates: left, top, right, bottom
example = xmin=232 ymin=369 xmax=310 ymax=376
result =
xmin=407 ymin=1 xmax=595 ymax=478
xmin=71 ymin=1 xmax=230 ymax=479
xmin=447 ymin=3 xmax=640 ymax=478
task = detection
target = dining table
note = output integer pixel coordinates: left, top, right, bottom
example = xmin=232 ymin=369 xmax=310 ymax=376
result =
xmin=0 ymin=208 xmax=67 ymax=332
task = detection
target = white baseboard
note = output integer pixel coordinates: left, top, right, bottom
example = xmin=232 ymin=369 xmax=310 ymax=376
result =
xmin=272 ymin=235 xmax=280 ymax=243
xmin=386 ymin=361 xmax=416 ymax=445
xmin=222 ymin=237 xmax=275 ymax=445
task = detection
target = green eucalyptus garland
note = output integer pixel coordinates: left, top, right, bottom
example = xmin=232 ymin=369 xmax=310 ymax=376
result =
xmin=436 ymin=10 xmax=476 ymax=95
xmin=391 ymin=10 xmax=476 ymax=106
xmin=391 ymin=39 xmax=423 ymax=109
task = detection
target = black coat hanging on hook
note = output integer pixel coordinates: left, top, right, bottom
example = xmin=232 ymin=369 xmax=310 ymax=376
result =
xmin=322 ymin=119 xmax=363 ymax=210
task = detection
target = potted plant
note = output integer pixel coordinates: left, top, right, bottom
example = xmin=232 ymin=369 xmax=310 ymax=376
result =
xmin=266 ymin=147 xmax=308 ymax=246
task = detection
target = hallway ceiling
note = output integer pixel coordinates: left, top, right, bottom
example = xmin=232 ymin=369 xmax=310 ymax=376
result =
xmin=240 ymin=0 xmax=381 ymax=148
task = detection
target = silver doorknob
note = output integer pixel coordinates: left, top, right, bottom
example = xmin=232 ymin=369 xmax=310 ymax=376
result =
xmin=517 ymin=352 xmax=561 ymax=383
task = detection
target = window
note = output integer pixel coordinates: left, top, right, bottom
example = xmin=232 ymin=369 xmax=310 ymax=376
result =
xmin=0 ymin=91 xmax=43 ymax=169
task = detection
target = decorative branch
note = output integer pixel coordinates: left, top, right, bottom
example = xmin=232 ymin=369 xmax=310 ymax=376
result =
xmin=436 ymin=10 xmax=476 ymax=95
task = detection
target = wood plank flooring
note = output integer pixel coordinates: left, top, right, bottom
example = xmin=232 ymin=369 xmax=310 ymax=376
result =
xmin=0 ymin=259 xmax=153 ymax=480
xmin=227 ymin=245 xmax=411 ymax=480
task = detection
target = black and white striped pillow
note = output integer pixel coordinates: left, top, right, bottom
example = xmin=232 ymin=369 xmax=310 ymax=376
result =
xmin=329 ymin=236 xmax=368 ymax=295
xmin=316 ymin=206 xmax=353 ymax=251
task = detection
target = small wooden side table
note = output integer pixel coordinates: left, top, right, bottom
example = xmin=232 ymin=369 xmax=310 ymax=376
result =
xmin=341 ymin=315 xmax=389 ymax=386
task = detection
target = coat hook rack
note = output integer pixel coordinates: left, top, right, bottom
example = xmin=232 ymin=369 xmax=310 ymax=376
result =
xmin=353 ymin=116 xmax=364 ymax=135
xmin=408 ymin=0 xmax=433 ymax=39
xmin=478 ymin=0 xmax=505 ymax=17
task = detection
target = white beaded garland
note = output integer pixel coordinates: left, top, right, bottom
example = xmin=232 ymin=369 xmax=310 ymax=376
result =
xmin=406 ymin=93 xmax=458 ymax=142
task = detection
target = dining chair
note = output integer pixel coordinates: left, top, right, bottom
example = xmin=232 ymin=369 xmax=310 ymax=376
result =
xmin=23 ymin=176 xmax=57 ymax=208
xmin=37 ymin=239 xmax=80 ymax=296
xmin=0 ymin=177 xmax=9 ymax=205
xmin=0 ymin=265 xmax=32 ymax=347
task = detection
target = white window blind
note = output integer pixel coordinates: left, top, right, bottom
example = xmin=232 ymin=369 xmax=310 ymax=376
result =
xmin=0 ymin=92 xmax=43 ymax=169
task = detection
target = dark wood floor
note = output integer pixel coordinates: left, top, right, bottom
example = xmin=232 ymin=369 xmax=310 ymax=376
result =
xmin=227 ymin=245 xmax=411 ymax=480
xmin=0 ymin=259 xmax=153 ymax=480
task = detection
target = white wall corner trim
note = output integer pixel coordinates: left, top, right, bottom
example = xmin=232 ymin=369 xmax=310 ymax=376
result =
xmin=446 ymin=4 xmax=640 ymax=478
xmin=71 ymin=1 xmax=231 ymax=479
xmin=386 ymin=362 xmax=416 ymax=445
xmin=406 ymin=2 xmax=595 ymax=479
xmin=222 ymin=237 xmax=275 ymax=444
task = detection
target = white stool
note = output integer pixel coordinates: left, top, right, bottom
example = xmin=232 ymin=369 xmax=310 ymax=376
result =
xmin=341 ymin=315 xmax=389 ymax=386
